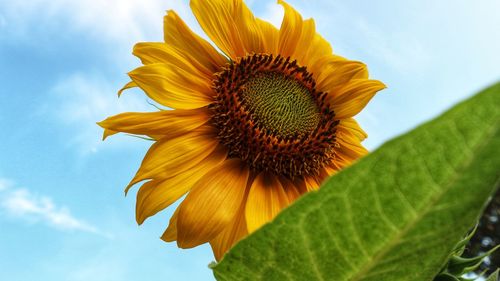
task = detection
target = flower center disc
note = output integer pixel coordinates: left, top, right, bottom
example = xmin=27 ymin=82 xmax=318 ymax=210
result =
xmin=210 ymin=54 xmax=338 ymax=178
xmin=241 ymin=72 xmax=320 ymax=138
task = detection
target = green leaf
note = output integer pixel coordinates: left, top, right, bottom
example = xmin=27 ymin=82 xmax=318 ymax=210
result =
xmin=452 ymin=225 xmax=477 ymax=256
xmin=434 ymin=273 xmax=460 ymax=281
xmin=433 ymin=225 xmax=499 ymax=280
xmin=212 ymin=82 xmax=500 ymax=281
xmin=447 ymin=245 xmax=500 ymax=275
xmin=486 ymin=269 xmax=499 ymax=281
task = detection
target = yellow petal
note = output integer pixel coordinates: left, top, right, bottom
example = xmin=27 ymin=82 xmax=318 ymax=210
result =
xmin=231 ymin=0 xmax=267 ymax=54
xmin=126 ymin=128 xmax=218 ymax=193
xmin=190 ymin=0 xmax=243 ymax=59
xmin=135 ymin=145 xmax=228 ymax=225
xmin=257 ymin=18 xmax=279 ymax=55
xmin=128 ymin=63 xmax=213 ymax=109
xmin=117 ymin=80 xmax=137 ymax=97
xmin=209 ymin=194 xmax=248 ymax=261
xmin=278 ymin=176 xmax=302 ymax=202
xmin=176 ymin=159 xmax=250 ymax=248
xmin=101 ymin=129 xmax=118 ymax=140
xmin=133 ymin=42 xmax=213 ymax=80
xmin=291 ymin=18 xmax=316 ymax=64
xmin=314 ymin=56 xmax=369 ymax=93
xmin=290 ymin=177 xmax=309 ymax=194
xmin=161 ymin=206 xmax=179 ymax=242
xmin=277 ymin=0 xmax=303 ymax=59
xmin=303 ymin=175 xmax=320 ymax=192
xmin=302 ymin=33 xmax=333 ymax=69
xmin=318 ymin=166 xmax=333 ymax=186
xmin=336 ymin=136 xmax=369 ymax=161
xmin=337 ymin=118 xmax=368 ymax=142
xmin=277 ymin=1 xmax=334 ymax=67
xmin=97 ymin=108 xmax=209 ymax=140
xmin=245 ymin=172 xmax=290 ymax=233
xmin=322 ymin=165 xmax=337 ymax=178
xmin=330 ymin=79 xmax=386 ymax=119
xmin=330 ymin=136 xmax=369 ymax=171
xmin=163 ymin=10 xmax=226 ymax=73
xmin=190 ymin=0 xmax=265 ymax=59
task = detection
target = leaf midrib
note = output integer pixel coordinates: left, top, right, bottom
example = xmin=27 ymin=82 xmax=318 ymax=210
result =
xmin=349 ymin=119 xmax=499 ymax=281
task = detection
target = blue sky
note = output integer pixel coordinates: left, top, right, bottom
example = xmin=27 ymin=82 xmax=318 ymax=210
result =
xmin=0 ymin=0 xmax=499 ymax=280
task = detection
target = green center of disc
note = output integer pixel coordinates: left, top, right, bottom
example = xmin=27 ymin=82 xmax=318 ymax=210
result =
xmin=241 ymin=72 xmax=320 ymax=138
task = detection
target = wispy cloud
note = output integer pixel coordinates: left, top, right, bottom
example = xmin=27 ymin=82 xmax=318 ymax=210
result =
xmin=0 ymin=0 xmax=191 ymax=43
xmin=354 ymin=19 xmax=430 ymax=74
xmin=0 ymin=178 xmax=12 ymax=191
xmin=1 ymin=0 xmax=198 ymax=156
xmin=45 ymin=73 xmax=152 ymax=154
xmin=0 ymin=179 xmax=109 ymax=237
xmin=259 ymin=2 xmax=284 ymax=27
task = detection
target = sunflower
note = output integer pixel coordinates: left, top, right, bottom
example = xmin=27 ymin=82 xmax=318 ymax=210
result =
xmin=98 ymin=0 xmax=385 ymax=260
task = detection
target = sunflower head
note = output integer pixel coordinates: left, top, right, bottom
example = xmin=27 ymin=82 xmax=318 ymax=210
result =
xmin=98 ymin=0 xmax=385 ymax=261
xmin=211 ymin=53 xmax=339 ymax=179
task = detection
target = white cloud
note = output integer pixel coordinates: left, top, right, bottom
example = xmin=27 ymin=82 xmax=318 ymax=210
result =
xmin=0 ymin=179 xmax=109 ymax=237
xmin=280 ymin=1 xmax=430 ymax=75
xmin=0 ymin=0 xmax=192 ymax=43
xmin=1 ymin=0 xmax=204 ymax=155
xmin=34 ymin=211 xmax=215 ymax=281
xmin=0 ymin=178 xmax=12 ymax=191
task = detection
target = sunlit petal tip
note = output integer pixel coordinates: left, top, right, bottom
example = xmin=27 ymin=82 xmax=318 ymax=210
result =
xmin=277 ymin=0 xmax=303 ymax=16
xmin=97 ymin=120 xmax=119 ymax=140
xmin=277 ymin=0 xmax=288 ymax=7
xmin=161 ymin=229 xmax=176 ymax=243
xmin=102 ymin=129 xmax=118 ymax=141
xmin=331 ymin=79 xmax=387 ymax=119
xmin=95 ymin=120 xmax=105 ymax=132
xmin=117 ymin=80 xmax=137 ymax=97
xmin=365 ymin=79 xmax=387 ymax=96
xmin=365 ymin=79 xmax=387 ymax=90
xmin=366 ymin=79 xmax=387 ymax=92
xmin=124 ymin=179 xmax=140 ymax=196
xmin=135 ymin=180 xmax=157 ymax=225
xmin=161 ymin=229 xmax=176 ymax=242
xmin=161 ymin=208 xmax=179 ymax=242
